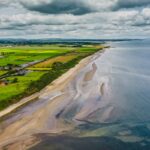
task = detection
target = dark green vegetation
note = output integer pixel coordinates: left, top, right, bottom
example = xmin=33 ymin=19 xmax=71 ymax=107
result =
xmin=0 ymin=44 xmax=105 ymax=110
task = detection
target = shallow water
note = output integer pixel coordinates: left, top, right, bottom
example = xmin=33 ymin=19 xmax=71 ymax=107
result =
xmin=1 ymin=39 xmax=150 ymax=149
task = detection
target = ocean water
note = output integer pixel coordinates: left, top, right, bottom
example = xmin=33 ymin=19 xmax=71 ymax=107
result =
xmin=99 ymin=40 xmax=150 ymax=123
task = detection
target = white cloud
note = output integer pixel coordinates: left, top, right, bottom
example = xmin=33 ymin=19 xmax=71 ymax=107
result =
xmin=0 ymin=0 xmax=150 ymax=38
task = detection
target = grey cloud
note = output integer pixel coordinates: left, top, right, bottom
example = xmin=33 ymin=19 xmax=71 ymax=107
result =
xmin=20 ymin=0 xmax=95 ymax=15
xmin=0 ymin=13 xmax=79 ymax=31
xmin=0 ymin=0 xmax=9 ymax=7
xmin=112 ymin=0 xmax=150 ymax=10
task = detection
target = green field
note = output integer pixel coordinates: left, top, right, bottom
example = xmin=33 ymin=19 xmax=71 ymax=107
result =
xmin=0 ymin=44 xmax=105 ymax=110
xmin=0 ymin=45 xmax=74 ymax=66
xmin=0 ymin=72 xmax=45 ymax=101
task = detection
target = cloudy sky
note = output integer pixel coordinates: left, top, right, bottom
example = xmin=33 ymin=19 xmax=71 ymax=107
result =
xmin=0 ymin=0 xmax=150 ymax=39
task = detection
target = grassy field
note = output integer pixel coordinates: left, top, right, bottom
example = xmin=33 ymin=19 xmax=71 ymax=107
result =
xmin=0 ymin=44 xmax=105 ymax=110
xmin=0 ymin=45 xmax=74 ymax=66
xmin=0 ymin=72 xmax=45 ymax=101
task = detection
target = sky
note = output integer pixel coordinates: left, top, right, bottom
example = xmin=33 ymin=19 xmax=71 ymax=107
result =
xmin=0 ymin=0 xmax=150 ymax=39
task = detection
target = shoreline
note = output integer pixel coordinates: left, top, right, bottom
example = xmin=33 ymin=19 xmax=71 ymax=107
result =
xmin=0 ymin=49 xmax=105 ymax=119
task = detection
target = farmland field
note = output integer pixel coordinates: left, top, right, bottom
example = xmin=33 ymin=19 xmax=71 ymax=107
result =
xmin=0 ymin=44 xmax=105 ymax=110
xmin=0 ymin=45 xmax=73 ymax=66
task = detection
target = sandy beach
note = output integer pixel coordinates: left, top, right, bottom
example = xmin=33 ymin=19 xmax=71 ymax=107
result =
xmin=0 ymin=49 xmax=106 ymax=149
